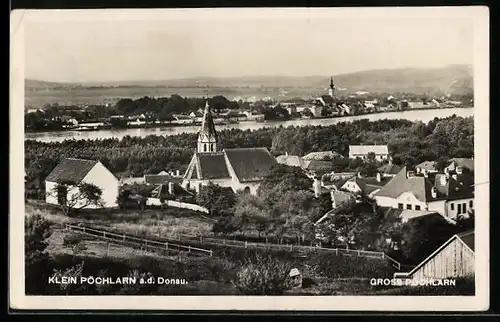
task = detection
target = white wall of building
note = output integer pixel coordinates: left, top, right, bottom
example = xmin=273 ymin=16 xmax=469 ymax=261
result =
xmin=45 ymin=181 xmax=58 ymax=205
xmin=341 ymin=181 xmax=363 ymax=194
xmin=446 ymin=198 xmax=474 ymax=220
xmin=81 ymin=162 xmax=119 ymax=208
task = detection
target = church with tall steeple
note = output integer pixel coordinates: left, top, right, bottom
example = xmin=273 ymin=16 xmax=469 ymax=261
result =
xmin=182 ymin=100 xmax=277 ymax=195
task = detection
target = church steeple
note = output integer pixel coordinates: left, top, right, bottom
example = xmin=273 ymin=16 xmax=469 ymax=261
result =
xmin=197 ymin=100 xmax=218 ymax=153
xmin=328 ymin=76 xmax=335 ymax=98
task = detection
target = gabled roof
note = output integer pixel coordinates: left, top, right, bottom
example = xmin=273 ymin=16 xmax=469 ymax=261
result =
xmin=394 ymin=230 xmax=475 ymax=279
xmin=378 ymin=163 xmax=402 ymax=175
xmin=305 ymin=160 xmax=335 ymax=172
xmin=374 ymin=167 xmax=436 ymax=202
xmin=344 ymin=175 xmax=390 ymax=192
xmin=197 ymin=152 xmax=231 ymax=180
xmin=150 ymin=182 xmax=192 ymax=199
xmin=416 ymin=161 xmax=438 ymax=171
xmin=144 ymin=174 xmax=182 ymax=185
xmin=276 ymin=155 xmax=306 ymax=168
xmin=45 ymin=158 xmax=99 ymax=184
xmin=319 ymin=95 xmax=336 ymax=105
xmin=302 ymin=151 xmax=342 ymax=161
xmin=349 ymin=145 xmax=389 ymax=155
xmin=448 ymin=158 xmax=474 ymax=172
xmin=434 ymin=173 xmax=474 ymax=200
xmin=224 ymin=148 xmax=277 ymax=183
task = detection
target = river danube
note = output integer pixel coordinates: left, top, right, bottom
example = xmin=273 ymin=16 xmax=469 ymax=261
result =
xmin=25 ymin=107 xmax=473 ymax=143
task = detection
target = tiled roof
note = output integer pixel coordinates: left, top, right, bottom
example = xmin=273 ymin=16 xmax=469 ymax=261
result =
xmin=151 ymin=182 xmax=192 ymax=199
xmin=434 ymin=173 xmax=474 ymax=200
xmin=305 ymin=160 xmax=335 ymax=172
xmin=45 ymin=158 xmax=99 ymax=184
xmin=276 ymin=155 xmax=306 ymax=168
xmin=344 ymin=176 xmax=390 ymax=193
xmin=224 ymin=148 xmax=277 ymax=183
xmin=378 ymin=163 xmax=402 ymax=175
xmin=448 ymin=158 xmax=475 ymax=172
xmin=349 ymin=145 xmax=389 ymax=155
xmin=457 ymin=230 xmax=474 ymax=251
xmin=144 ymin=174 xmax=182 ymax=185
xmin=197 ymin=153 xmax=231 ymax=180
xmin=302 ymin=151 xmax=342 ymax=161
xmin=416 ymin=161 xmax=438 ymax=171
xmin=374 ymin=167 xmax=436 ymax=202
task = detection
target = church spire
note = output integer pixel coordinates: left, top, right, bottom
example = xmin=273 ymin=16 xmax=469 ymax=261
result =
xmin=197 ymin=100 xmax=218 ymax=153
xmin=329 ymin=76 xmax=335 ymax=98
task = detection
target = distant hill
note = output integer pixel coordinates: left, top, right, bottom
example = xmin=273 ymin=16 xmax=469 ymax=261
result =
xmin=25 ymin=64 xmax=473 ymax=96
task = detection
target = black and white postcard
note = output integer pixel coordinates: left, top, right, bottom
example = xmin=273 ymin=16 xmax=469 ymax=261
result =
xmin=10 ymin=7 xmax=490 ymax=311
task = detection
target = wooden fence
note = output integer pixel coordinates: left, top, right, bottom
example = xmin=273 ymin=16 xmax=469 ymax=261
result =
xmin=65 ymin=224 xmax=213 ymax=257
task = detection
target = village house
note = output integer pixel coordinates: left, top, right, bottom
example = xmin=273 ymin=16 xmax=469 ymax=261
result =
xmin=394 ymin=230 xmax=474 ymax=282
xmin=415 ymin=161 xmax=439 ymax=174
xmin=182 ymin=101 xmax=277 ymax=195
xmin=340 ymin=172 xmax=391 ymax=197
xmin=276 ymin=153 xmax=307 ymax=169
xmin=45 ymin=158 xmax=119 ymax=208
xmin=446 ymin=158 xmax=474 ymax=174
xmin=373 ymin=166 xmax=474 ymax=220
xmin=377 ymin=163 xmax=402 ymax=178
xmin=302 ymin=151 xmax=343 ymax=161
xmin=348 ymin=145 xmax=390 ymax=161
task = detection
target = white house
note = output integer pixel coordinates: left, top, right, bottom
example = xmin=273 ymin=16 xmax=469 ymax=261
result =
xmin=373 ymin=167 xmax=474 ymax=220
xmin=341 ymin=172 xmax=391 ymax=197
xmin=45 ymin=158 xmax=119 ymax=208
xmin=349 ymin=145 xmax=390 ymax=161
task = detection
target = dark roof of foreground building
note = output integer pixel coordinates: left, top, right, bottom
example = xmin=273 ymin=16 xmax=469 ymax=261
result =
xmin=224 ymin=148 xmax=277 ymax=183
xmin=457 ymin=230 xmax=475 ymax=251
xmin=197 ymin=152 xmax=231 ymax=180
xmin=45 ymin=158 xmax=99 ymax=184
xmin=305 ymin=160 xmax=335 ymax=172
xmin=434 ymin=173 xmax=474 ymax=200
xmin=416 ymin=161 xmax=438 ymax=171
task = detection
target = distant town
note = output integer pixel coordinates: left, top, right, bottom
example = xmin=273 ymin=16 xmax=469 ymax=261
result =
xmin=24 ymin=77 xmax=473 ymax=133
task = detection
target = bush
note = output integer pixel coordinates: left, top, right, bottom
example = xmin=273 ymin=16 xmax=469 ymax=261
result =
xmin=232 ymin=254 xmax=292 ymax=295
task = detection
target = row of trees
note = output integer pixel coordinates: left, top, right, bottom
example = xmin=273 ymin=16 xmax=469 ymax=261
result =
xmin=25 ymin=116 xmax=473 ymax=200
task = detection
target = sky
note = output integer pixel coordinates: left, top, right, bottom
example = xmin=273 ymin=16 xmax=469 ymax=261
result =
xmin=22 ymin=8 xmax=475 ymax=83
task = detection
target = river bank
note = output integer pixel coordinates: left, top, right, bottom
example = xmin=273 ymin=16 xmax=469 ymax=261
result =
xmin=25 ymin=107 xmax=474 ymax=143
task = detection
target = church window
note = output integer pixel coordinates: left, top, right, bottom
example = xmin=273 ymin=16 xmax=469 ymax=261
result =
xmin=210 ymin=144 xmax=213 ymax=152
xmin=204 ymin=144 xmax=207 ymax=152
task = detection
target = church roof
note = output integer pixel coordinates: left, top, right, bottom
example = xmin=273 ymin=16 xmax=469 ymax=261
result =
xmin=224 ymin=148 xmax=277 ymax=183
xmin=197 ymin=153 xmax=231 ymax=180
xmin=199 ymin=101 xmax=218 ymax=141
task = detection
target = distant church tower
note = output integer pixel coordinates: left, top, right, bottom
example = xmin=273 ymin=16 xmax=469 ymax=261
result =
xmin=328 ymin=76 xmax=335 ymax=98
xmin=197 ymin=101 xmax=218 ymax=153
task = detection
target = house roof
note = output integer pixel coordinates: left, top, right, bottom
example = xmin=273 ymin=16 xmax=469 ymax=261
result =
xmin=150 ymin=182 xmax=192 ymax=199
xmin=302 ymin=151 xmax=342 ymax=161
xmin=349 ymin=145 xmax=389 ymax=155
xmin=45 ymin=158 xmax=99 ymax=184
xmin=416 ymin=161 xmax=438 ymax=171
xmin=344 ymin=175 xmax=390 ymax=192
xmin=434 ymin=173 xmax=474 ymax=200
xmin=224 ymin=148 xmax=277 ymax=183
xmin=400 ymin=210 xmax=441 ymax=222
xmin=457 ymin=230 xmax=475 ymax=251
xmin=395 ymin=230 xmax=475 ymax=279
xmin=197 ymin=153 xmax=231 ymax=180
xmin=305 ymin=160 xmax=335 ymax=172
xmin=144 ymin=174 xmax=182 ymax=185
xmin=374 ymin=167 xmax=436 ymax=202
xmin=331 ymin=190 xmax=355 ymax=207
xmin=378 ymin=163 xmax=402 ymax=175
xmin=320 ymin=95 xmax=336 ymax=105
xmin=276 ymin=155 xmax=306 ymax=168
xmin=448 ymin=158 xmax=475 ymax=172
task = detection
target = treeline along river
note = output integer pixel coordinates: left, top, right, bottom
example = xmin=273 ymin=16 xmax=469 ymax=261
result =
xmin=25 ymin=107 xmax=473 ymax=143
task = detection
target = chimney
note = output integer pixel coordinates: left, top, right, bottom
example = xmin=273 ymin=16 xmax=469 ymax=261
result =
xmin=313 ymin=177 xmax=321 ymax=198
xmin=176 ymin=170 xmax=180 ymax=176
xmin=376 ymin=172 xmax=381 ymax=183
xmin=456 ymin=166 xmax=463 ymax=175
xmin=431 ymin=186 xmax=437 ymax=198
xmin=168 ymin=182 xmax=174 ymax=195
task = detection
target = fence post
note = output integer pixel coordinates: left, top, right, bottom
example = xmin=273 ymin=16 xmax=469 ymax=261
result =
xmin=82 ymin=227 xmax=86 ymax=233
xmin=103 ymin=231 xmax=106 ymax=238
xmin=358 ymin=249 xmax=361 ymax=256
xmin=335 ymin=248 xmax=338 ymax=256
xmin=290 ymin=244 xmax=293 ymax=251
xmin=165 ymin=242 xmax=168 ymax=250
xmin=245 ymin=241 xmax=247 ymax=249
xmin=123 ymin=234 xmax=126 ymax=241
xmin=158 ymin=231 xmax=161 ymax=240
xmin=382 ymin=253 xmax=385 ymax=259
xmin=210 ymin=250 xmax=213 ymax=257
xmin=188 ymin=246 xmax=191 ymax=254
xmin=106 ymin=243 xmax=110 ymax=257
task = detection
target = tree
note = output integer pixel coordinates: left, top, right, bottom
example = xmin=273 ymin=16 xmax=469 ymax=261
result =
xmin=301 ymin=108 xmax=313 ymax=118
xmin=51 ymin=181 xmax=104 ymax=216
xmin=196 ymin=182 xmax=236 ymax=217
xmin=25 ymin=213 xmax=53 ymax=294
xmin=233 ymin=254 xmax=292 ymax=295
